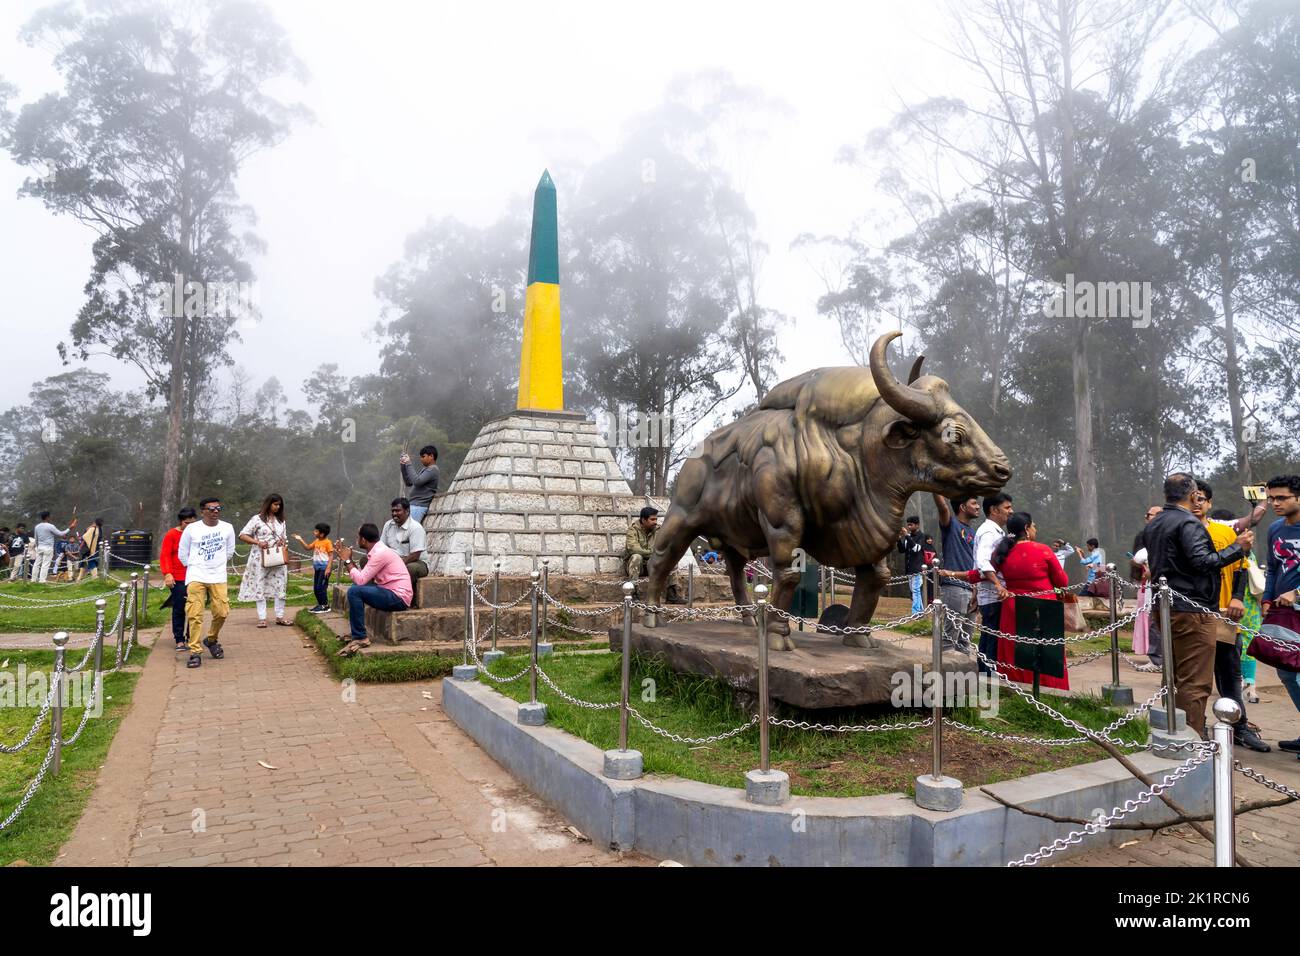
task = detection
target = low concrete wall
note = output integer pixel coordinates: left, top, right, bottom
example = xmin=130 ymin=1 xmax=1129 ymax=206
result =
xmin=442 ymin=679 xmax=1212 ymax=866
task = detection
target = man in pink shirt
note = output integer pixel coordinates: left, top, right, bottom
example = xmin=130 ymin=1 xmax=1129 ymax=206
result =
xmin=336 ymin=523 xmax=412 ymax=655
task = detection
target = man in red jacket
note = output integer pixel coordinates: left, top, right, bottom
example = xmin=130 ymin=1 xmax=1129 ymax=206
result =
xmin=160 ymin=507 xmax=198 ymax=650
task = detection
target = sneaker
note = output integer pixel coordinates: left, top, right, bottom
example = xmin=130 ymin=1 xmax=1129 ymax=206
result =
xmin=203 ymin=638 xmax=224 ymax=660
xmin=1135 ymin=662 xmax=1160 ymax=673
xmin=309 ymin=605 xmax=328 ymax=614
xmin=1277 ymin=738 xmax=1300 ymax=754
xmin=175 ymin=640 xmax=188 ymax=651
xmin=186 ymin=654 xmax=202 ymax=669
xmin=1235 ymin=728 xmax=1271 ymax=753
xmin=1243 ymin=682 xmax=1259 ymax=704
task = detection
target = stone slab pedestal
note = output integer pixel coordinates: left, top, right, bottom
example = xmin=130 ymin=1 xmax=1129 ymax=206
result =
xmin=1149 ymin=727 xmax=1203 ymax=758
xmin=915 ymin=774 xmax=964 ymax=812
xmin=1101 ymin=684 xmax=1134 ymax=706
xmin=483 ymin=650 xmax=505 ymax=665
xmin=609 ymin=619 xmax=974 ymax=709
xmin=1149 ymin=707 xmax=1187 ymax=733
xmin=451 ymin=664 xmax=478 ymax=681
xmin=518 ymin=701 xmax=548 ymax=726
xmin=537 ymin=643 xmax=553 ymax=657
xmin=603 ymin=749 xmax=644 ymax=780
xmin=744 ymin=769 xmax=790 ymax=806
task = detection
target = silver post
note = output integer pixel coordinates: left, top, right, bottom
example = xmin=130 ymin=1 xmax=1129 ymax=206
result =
xmin=540 ymin=558 xmax=549 ymax=647
xmin=1107 ymin=563 xmax=1120 ymax=685
xmin=931 ymin=586 xmax=944 ymax=782
xmin=130 ymin=571 xmax=140 ymax=648
xmin=619 ymin=581 xmax=634 ymax=751
xmin=491 ymin=559 xmax=501 ymax=653
xmin=115 ymin=582 xmax=128 ymax=664
xmin=463 ymin=564 xmax=473 ymax=666
xmin=93 ymin=599 xmax=106 ymax=707
xmin=52 ymin=631 xmax=68 ymax=775
xmin=687 ymin=561 xmax=695 ymax=608
xmin=142 ymin=563 xmax=151 ymax=612
xmin=103 ymin=543 xmax=111 ymax=582
xmin=529 ymin=569 xmax=540 ymax=704
xmin=755 ymin=583 xmax=770 ymax=773
xmin=1211 ymin=697 xmax=1239 ymax=867
xmin=1158 ymin=576 xmax=1177 ymax=732
xmin=99 ymin=541 xmax=107 ymax=581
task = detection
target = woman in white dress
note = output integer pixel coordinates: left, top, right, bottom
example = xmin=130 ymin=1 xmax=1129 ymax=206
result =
xmin=238 ymin=493 xmax=290 ymax=627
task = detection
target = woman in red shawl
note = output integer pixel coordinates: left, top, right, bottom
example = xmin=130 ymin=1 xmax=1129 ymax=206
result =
xmin=990 ymin=512 xmax=1070 ymax=690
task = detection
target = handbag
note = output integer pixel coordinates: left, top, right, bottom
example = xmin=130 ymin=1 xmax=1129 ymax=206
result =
xmin=1061 ymin=593 xmax=1085 ymax=632
xmin=261 ymin=546 xmax=288 ymax=569
xmin=1246 ymin=557 xmax=1266 ymax=598
xmin=1246 ymin=623 xmax=1300 ymax=673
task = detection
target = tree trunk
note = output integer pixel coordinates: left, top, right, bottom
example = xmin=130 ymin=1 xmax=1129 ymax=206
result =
xmin=157 ymin=306 xmax=185 ymax=541
xmin=1220 ymin=251 xmax=1249 ymax=489
xmin=1072 ymin=323 xmax=1099 ymax=538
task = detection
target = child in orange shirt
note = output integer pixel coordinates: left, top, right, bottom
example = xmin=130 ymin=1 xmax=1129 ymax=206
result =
xmin=293 ymin=523 xmax=335 ymax=613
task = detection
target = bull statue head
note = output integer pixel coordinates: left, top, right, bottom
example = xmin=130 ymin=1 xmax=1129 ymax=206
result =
xmin=870 ymin=331 xmax=1011 ymax=497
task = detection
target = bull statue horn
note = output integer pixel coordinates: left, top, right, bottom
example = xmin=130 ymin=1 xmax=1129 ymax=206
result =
xmin=907 ymin=355 xmax=925 ymax=385
xmin=870 ymin=332 xmax=941 ymax=426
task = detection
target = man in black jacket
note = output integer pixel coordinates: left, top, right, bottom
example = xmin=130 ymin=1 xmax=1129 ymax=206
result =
xmin=1142 ymin=473 xmax=1254 ymax=736
xmin=898 ymin=516 xmax=927 ymax=614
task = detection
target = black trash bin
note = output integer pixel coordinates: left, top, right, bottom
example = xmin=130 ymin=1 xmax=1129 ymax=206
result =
xmin=108 ymin=530 xmax=153 ymax=570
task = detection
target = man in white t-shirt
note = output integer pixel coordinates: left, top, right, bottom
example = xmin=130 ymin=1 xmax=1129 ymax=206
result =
xmin=32 ymin=510 xmax=78 ymax=584
xmin=974 ymin=493 xmax=1014 ymax=675
xmin=381 ymin=497 xmax=428 ymax=588
xmin=177 ymin=496 xmax=237 ymax=669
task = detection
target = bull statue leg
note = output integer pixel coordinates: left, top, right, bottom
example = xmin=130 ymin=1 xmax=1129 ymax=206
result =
xmin=842 ymin=560 xmax=889 ymax=649
xmin=645 ymin=508 xmax=695 ymax=626
xmin=721 ymin=546 xmax=755 ymax=627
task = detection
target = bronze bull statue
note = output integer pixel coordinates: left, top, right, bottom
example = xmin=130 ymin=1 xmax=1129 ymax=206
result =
xmin=646 ymin=331 xmax=1011 ymax=650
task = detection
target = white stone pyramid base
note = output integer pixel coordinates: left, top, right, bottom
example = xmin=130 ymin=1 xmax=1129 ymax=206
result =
xmin=422 ymin=410 xmax=694 ymax=576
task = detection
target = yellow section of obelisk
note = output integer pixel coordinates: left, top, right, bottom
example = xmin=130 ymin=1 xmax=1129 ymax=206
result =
xmin=517 ymin=281 xmax=563 ymax=411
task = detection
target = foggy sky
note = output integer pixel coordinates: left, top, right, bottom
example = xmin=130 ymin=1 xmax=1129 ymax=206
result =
xmin=0 ymin=0 xmax=955 ymax=413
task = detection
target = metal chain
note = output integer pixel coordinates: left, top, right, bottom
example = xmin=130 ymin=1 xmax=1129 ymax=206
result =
xmin=1008 ymin=744 xmax=1215 ymax=866
xmin=771 ymin=715 xmax=934 ymax=734
xmin=535 ymin=665 xmax=621 ymax=710
xmin=1234 ymin=760 xmax=1300 ymax=800
xmin=0 ymin=658 xmax=63 ymax=754
xmin=626 ymin=706 xmax=759 ymax=745
xmin=942 ymin=717 xmax=1099 ymax=747
xmin=470 ymin=583 xmax=532 ymax=611
xmin=0 ymin=734 xmax=59 ymax=832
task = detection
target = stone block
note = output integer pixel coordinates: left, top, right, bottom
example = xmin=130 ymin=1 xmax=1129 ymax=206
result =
xmin=582 ymin=495 xmax=615 ymax=511
xmin=597 ymin=516 xmax=627 ymax=531
xmin=520 ymin=429 xmax=555 ymax=442
xmin=518 ymin=701 xmax=548 ymax=726
xmin=572 ymin=446 xmax=593 ymax=459
xmin=561 ymin=459 xmax=583 ymax=476
xmin=578 ymin=534 xmax=610 ymax=552
xmin=483 ymin=513 xmax=526 ymax=531
xmin=498 ymin=493 xmax=547 ymax=511
xmin=914 ymin=774 xmax=964 ymax=812
xmin=582 ymin=461 xmax=607 ymax=477
xmin=511 ymin=475 xmax=542 ymax=491
xmin=598 ymin=557 xmax=624 ymax=574
xmin=527 ymin=513 xmax=559 ymax=530
xmin=535 ymin=458 xmax=562 ymax=474
xmin=559 ymin=514 xmax=595 ymax=531
xmin=547 ymin=494 xmax=580 ymax=511
xmin=544 ymin=533 xmax=578 ymax=552
xmin=486 ymin=532 xmax=512 ymax=553
xmin=578 ymin=478 xmax=607 ymax=492
xmin=744 ymin=769 xmax=790 ymax=806
xmin=566 ymin=556 xmax=598 ymax=574
xmin=540 ymin=443 xmax=568 ymax=456
xmin=514 ymin=534 xmax=542 ymax=553
xmin=544 ymin=476 xmax=578 ymax=492
xmin=603 ymin=750 xmax=643 ymax=780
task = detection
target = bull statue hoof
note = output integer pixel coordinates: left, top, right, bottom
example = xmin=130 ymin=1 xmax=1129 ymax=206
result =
xmin=841 ymin=632 xmax=878 ymax=650
xmin=767 ymin=630 xmax=798 ymax=651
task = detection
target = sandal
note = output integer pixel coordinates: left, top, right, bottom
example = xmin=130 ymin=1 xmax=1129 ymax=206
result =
xmin=337 ymin=638 xmax=371 ymax=657
xmin=186 ymin=654 xmax=202 ymax=668
xmin=275 ymin=618 xmax=292 ymax=626
xmin=257 ymin=620 xmax=268 ymax=629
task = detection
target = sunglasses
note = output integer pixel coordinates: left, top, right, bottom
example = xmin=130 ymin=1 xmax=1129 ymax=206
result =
xmin=204 ymin=505 xmax=222 ymax=513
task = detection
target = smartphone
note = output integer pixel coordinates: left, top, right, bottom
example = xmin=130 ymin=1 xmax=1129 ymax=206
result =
xmin=1243 ymin=484 xmax=1267 ymax=502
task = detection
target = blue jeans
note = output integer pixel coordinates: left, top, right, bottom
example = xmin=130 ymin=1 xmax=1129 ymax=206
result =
xmin=410 ymin=505 xmax=429 ymax=523
xmin=1278 ymin=669 xmax=1300 ymax=717
xmin=346 ymin=584 xmax=408 ymax=639
xmin=909 ymin=573 xmax=924 ymax=614
xmin=978 ymin=601 xmax=1002 ymax=675
xmin=313 ymin=566 xmax=330 ymax=607
xmin=170 ymin=580 xmax=189 ymax=644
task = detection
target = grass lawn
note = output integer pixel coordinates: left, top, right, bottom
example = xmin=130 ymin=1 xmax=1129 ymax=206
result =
xmin=0 ymin=580 xmax=158 ymax=634
xmin=478 ymin=651 xmax=1148 ymax=798
xmin=0 ymin=648 xmax=141 ymax=866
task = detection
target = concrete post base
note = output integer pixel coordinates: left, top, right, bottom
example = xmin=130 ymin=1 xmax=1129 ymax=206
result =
xmin=1149 ymin=727 xmax=1203 ymax=758
xmin=482 ymin=650 xmax=505 ymax=665
xmin=1149 ymin=707 xmax=1187 ymax=733
xmin=1101 ymin=684 xmax=1134 ymax=707
xmin=537 ymin=643 xmax=554 ymax=657
xmin=914 ymin=774 xmax=964 ymax=812
xmin=603 ymin=749 xmax=644 ymax=780
xmin=744 ymin=769 xmax=790 ymax=806
xmin=518 ymin=701 xmax=548 ymax=726
xmin=451 ymin=664 xmax=478 ymax=681
xmin=642 ymin=611 xmax=658 ymax=629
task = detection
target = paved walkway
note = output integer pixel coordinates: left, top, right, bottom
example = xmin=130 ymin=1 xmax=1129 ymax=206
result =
xmin=56 ymin=608 xmax=645 ymax=867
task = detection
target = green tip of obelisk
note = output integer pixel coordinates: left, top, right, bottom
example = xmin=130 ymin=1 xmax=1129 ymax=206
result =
xmin=526 ymin=169 xmax=559 ymax=286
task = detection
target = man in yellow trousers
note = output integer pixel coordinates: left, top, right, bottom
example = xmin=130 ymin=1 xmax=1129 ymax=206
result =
xmin=177 ymin=496 xmax=237 ymax=670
